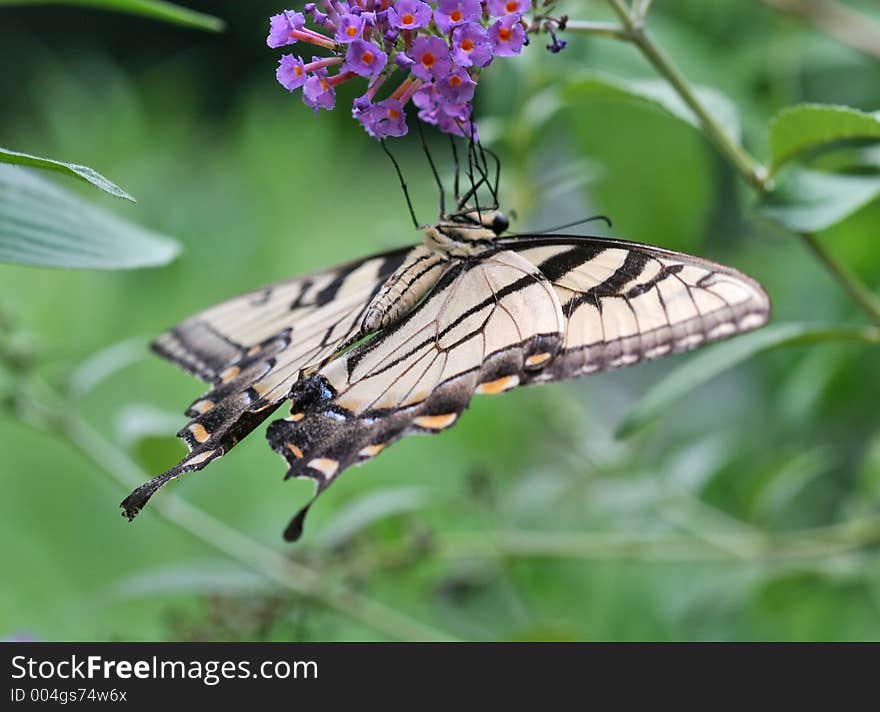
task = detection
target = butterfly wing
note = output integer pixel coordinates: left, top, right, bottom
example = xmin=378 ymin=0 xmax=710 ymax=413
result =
xmin=267 ymin=248 xmax=566 ymax=539
xmin=506 ymin=236 xmax=770 ymax=379
xmin=267 ymin=237 xmax=769 ymax=540
xmin=120 ymin=246 xmax=416 ymax=520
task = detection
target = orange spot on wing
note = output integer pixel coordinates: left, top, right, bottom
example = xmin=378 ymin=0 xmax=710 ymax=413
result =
xmin=286 ymin=443 xmax=304 ymax=459
xmin=476 ymin=374 xmax=520 ymax=395
xmin=359 ymin=443 xmax=386 ymax=458
xmin=189 ymin=423 xmax=210 ymax=443
xmin=309 ymin=457 xmax=339 ymax=478
xmin=525 ymin=352 xmax=552 ymax=368
xmin=414 ymin=413 xmax=458 ymax=430
xmin=187 ymin=449 xmax=216 ymax=466
xmin=192 ymin=399 xmax=214 ymax=415
xmin=220 ymin=366 xmax=241 ymax=383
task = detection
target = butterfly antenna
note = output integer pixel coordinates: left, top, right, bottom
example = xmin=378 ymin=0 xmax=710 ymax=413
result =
xmin=477 ymin=142 xmax=501 ymax=209
xmin=381 ymin=138 xmax=419 ymax=230
xmin=486 ymin=146 xmax=501 ymax=208
xmin=449 ymin=136 xmax=461 ymax=207
xmin=465 ymin=126 xmax=483 ymax=220
xmin=510 ymin=215 xmax=615 ymax=239
xmin=417 ymin=120 xmax=446 ymax=218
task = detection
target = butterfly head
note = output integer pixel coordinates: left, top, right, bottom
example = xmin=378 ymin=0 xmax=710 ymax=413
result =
xmin=425 ymin=207 xmax=510 ymax=256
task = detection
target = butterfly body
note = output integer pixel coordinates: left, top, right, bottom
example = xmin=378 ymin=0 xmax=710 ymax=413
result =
xmin=122 ymin=211 xmax=770 ymax=540
xmin=361 ymin=209 xmax=507 ymax=333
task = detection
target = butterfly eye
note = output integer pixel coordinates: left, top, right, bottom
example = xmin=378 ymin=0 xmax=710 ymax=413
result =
xmin=491 ymin=213 xmax=509 ymax=235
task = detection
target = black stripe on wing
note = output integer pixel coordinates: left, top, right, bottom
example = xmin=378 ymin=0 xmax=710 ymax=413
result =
xmin=504 ymin=235 xmax=770 ymax=378
xmin=151 ymin=248 xmax=412 ymax=383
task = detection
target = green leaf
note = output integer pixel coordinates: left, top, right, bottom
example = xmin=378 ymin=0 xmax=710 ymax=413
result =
xmin=616 ymin=323 xmax=880 ymax=439
xmin=564 ymin=71 xmax=742 ymax=145
xmin=757 ymin=168 xmax=880 ymax=233
xmin=0 ymin=147 xmax=134 ymax=201
xmin=0 ymin=0 xmax=225 ymax=32
xmin=0 ymin=165 xmax=180 ymax=269
xmin=769 ymin=104 xmax=880 ymax=174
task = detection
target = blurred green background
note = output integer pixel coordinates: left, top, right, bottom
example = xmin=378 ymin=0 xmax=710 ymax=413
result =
xmin=1 ymin=0 xmax=879 ymax=641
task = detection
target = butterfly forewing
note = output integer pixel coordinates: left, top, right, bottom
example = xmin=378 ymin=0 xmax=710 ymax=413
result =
xmin=509 ymin=237 xmax=770 ymax=379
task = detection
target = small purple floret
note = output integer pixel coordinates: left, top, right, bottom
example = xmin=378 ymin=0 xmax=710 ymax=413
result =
xmin=276 ymin=54 xmax=308 ymax=91
xmin=357 ymin=98 xmax=409 ymax=138
xmin=388 ymin=0 xmax=433 ymax=30
xmin=433 ymin=0 xmax=482 ymax=34
xmin=489 ymin=15 xmax=526 ymax=56
xmin=267 ymin=10 xmax=306 ymax=48
xmin=335 ymin=13 xmax=365 ymax=43
xmin=344 ymin=38 xmax=388 ymax=78
xmin=451 ymin=22 xmax=493 ymax=67
xmin=487 ymin=0 xmax=529 ymax=17
xmin=302 ymin=73 xmax=336 ymax=111
xmin=408 ymin=36 xmax=452 ymax=81
xmin=437 ymin=68 xmax=476 ymax=105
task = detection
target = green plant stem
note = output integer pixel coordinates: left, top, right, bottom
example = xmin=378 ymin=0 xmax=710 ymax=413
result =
xmin=563 ymin=20 xmax=629 ymax=41
xmin=633 ymin=0 xmax=655 ymax=23
xmin=13 ymin=375 xmax=457 ymax=642
xmin=602 ymin=0 xmax=769 ymax=192
xmin=799 ymin=232 xmax=880 ymax=329
xmin=569 ymin=0 xmax=880 ymax=331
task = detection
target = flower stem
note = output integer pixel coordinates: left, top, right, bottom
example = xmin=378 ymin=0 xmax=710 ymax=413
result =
xmin=563 ymin=20 xmax=629 ymax=41
xmin=11 ymin=373 xmax=457 ymax=642
xmin=602 ymin=0 xmax=769 ymax=192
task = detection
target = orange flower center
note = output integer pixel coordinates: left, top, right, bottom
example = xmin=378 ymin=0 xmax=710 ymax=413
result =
xmin=450 ymin=9 xmax=462 ymax=21
xmin=450 ymin=75 xmax=462 ymax=87
xmin=388 ymin=108 xmax=400 ymax=119
xmin=320 ymin=79 xmax=329 ymax=90
xmin=294 ymin=65 xmax=303 ymax=76
xmin=346 ymin=26 xmax=358 ymax=37
xmin=422 ymin=52 xmax=435 ymax=67
xmin=460 ymin=38 xmax=474 ymax=51
xmin=402 ymin=13 xmax=414 ymax=24
xmin=362 ymin=50 xmax=374 ymax=65
xmin=498 ymin=28 xmax=511 ymax=41
xmin=505 ymin=1 xmax=518 ymax=11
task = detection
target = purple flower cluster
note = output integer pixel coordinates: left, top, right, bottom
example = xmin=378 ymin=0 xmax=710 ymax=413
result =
xmin=267 ymin=0 xmax=532 ymax=139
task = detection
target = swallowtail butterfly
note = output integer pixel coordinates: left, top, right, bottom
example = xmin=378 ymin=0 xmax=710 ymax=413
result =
xmin=122 ymin=148 xmax=770 ymax=540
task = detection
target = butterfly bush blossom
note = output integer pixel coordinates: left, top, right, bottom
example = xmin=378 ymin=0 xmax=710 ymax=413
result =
xmin=267 ymin=1 xmax=565 ymax=139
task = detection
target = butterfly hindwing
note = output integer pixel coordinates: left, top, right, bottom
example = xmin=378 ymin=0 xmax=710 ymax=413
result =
xmin=266 ymin=249 xmax=565 ymax=539
xmin=120 ymin=246 xmax=416 ymax=520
